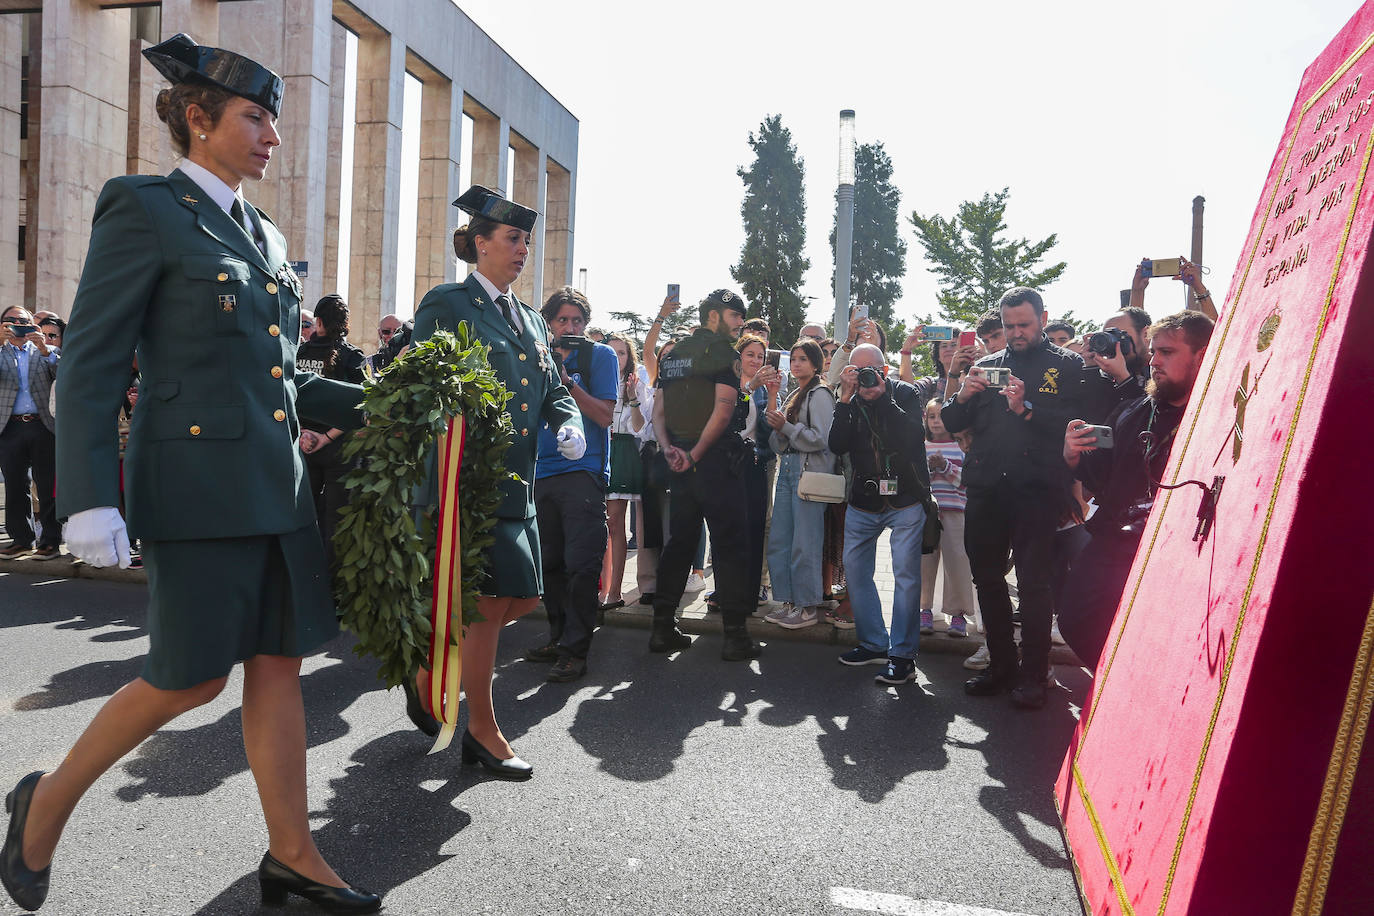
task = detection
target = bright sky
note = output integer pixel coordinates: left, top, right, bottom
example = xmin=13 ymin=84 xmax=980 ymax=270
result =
xmin=448 ymin=0 xmax=1361 ymax=333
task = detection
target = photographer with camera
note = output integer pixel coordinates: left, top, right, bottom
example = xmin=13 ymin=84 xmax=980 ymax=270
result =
xmin=1 ymin=305 xmax=61 ymax=560
xmin=649 ymin=288 xmax=760 ymax=661
xmin=1082 ymin=307 xmax=1151 ymax=421
xmin=941 ymin=287 xmax=1086 ymax=709
xmin=1130 ymin=256 xmax=1218 ymax=321
xmin=1058 ymin=310 xmax=1214 ymax=672
xmin=829 ymin=344 xmax=935 ymax=685
xmin=367 ymin=315 xmax=413 ymax=374
xmin=525 ymin=287 xmax=619 ymax=683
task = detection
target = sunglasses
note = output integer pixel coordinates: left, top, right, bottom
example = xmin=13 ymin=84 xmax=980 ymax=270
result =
xmin=379 ymin=329 xmax=396 ymax=337
xmin=44 ymin=333 xmax=60 ymax=340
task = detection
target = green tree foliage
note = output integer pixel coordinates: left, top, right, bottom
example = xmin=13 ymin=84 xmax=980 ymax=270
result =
xmin=604 ymin=307 xmax=695 ymax=358
xmin=1057 ymin=309 xmax=1102 ymax=335
xmin=731 ymin=115 xmax=810 ymax=344
xmin=831 ymin=142 xmax=907 ymax=334
xmin=909 ymin=187 xmax=1067 ymax=326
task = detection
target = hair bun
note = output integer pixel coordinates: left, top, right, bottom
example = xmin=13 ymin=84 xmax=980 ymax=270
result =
xmin=452 ymin=225 xmax=478 ymax=264
xmin=154 ymin=88 xmax=175 ymax=124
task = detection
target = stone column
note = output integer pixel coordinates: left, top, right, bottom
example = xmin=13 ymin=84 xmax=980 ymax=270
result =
xmin=413 ymin=70 xmax=460 ymax=307
xmin=542 ymin=159 xmax=572 ymax=298
xmin=0 ymin=15 xmax=21 ymax=310
xmin=220 ymin=0 xmax=332 ymax=305
xmin=33 ymin=0 xmax=130 ymax=317
xmin=532 ymin=148 xmax=547 ymax=304
xmin=127 ymin=0 xmax=219 ymax=180
xmin=509 ymin=133 xmax=539 ymax=304
xmin=320 ymin=20 xmax=347 ymax=298
xmin=160 ymin=0 xmax=219 ymax=44
xmin=348 ymin=27 xmax=404 ymax=339
xmin=467 ymin=106 xmax=507 ymax=193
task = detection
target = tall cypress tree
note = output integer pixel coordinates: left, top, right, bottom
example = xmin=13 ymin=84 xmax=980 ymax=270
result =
xmin=831 ymin=142 xmax=906 ymax=326
xmin=731 ymin=115 xmax=810 ymax=344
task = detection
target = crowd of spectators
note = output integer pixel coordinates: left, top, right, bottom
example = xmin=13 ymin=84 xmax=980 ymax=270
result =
xmin=2 ymin=255 xmax=1219 ymax=709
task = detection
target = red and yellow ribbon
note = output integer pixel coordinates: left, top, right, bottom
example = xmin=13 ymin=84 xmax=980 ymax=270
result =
xmin=426 ymin=415 xmax=465 ymax=754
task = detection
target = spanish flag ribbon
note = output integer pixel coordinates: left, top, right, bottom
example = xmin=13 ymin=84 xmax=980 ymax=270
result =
xmin=426 ymin=415 xmax=465 ymax=754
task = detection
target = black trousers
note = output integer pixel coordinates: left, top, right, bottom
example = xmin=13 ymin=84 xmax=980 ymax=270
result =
xmin=743 ymin=456 xmax=770 ymax=606
xmin=0 ymin=418 xmax=59 ymax=549
xmin=653 ymin=444 xmax=750 ymax=623
xmin=964 ymin=479 xmax=1063 ymax=682
xmin=304 ymin=439 xmax=351 ymax=569
xmin=535 ymin=470 xmax=609 ymax=659
xmin=1055 ymin=530 xmax=1141 ymax=672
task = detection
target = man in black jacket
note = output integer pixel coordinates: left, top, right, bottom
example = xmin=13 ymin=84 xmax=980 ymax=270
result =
xmin=830 ymin=344 xmax=935 ymax=686
xmin=941 ymin=287 xmax=1086 ymax=709
xmin=1057 ymin=310 xmax=1213 ymax=672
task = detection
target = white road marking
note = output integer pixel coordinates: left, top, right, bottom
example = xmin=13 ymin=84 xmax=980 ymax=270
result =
xmin=29 ymin=578 xmax=67 ymax=586
xmin=829 ymin=887 xmax=1039 ymax=916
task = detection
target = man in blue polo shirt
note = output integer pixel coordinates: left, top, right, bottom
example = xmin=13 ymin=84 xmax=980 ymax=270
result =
xmin=526 ymin=287 xmax=619 ymax=682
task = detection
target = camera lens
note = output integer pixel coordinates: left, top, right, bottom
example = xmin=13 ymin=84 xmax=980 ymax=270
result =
xmin=1088 ymin=331 xmax=1116 ymax=357
xmin=856 ymin=367 xmax=881 ymax=388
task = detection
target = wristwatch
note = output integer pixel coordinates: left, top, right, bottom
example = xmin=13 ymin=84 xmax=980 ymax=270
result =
xmin=1021 ymin=400 xmax=1034 ymax=418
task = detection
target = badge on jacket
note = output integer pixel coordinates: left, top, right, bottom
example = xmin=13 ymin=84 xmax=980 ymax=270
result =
xmin=277 ymin=263 xmax=303 ymax=299
xmin=535 ymin=342 xmax=552 ymax=373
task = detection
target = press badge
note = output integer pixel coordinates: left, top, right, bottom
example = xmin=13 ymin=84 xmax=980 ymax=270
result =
xmin=878 ymin=479 xmax=899 ymax=496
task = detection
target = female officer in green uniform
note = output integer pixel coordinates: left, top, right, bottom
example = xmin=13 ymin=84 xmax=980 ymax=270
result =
xmin=0 ymin=35 xmax=380 ymax=914
xmin=408 ymin=186 xmax=583 ymax=780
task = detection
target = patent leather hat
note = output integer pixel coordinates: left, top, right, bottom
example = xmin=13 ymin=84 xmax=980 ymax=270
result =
xmin=452 ymin=185 xmax=539 ymax=233
xmin=143 ymin=33 xmax=284 ymax=118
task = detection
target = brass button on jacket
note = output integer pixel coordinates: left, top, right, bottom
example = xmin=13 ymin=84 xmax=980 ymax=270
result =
xmin=265 ymin=281 xmax=279 ymax=295
xmin=273 ymin=409 xmax=286 ymax=422
xmin=216 ymin=272 xmax=229 ymax=282
xmin=270 ymin=366 xmax=283 ymax=379
xmin=520 ymin=378 xmax=529 ymax=386
xmin=189 ymin=425 xmax=202 ymax=436
xmin=268 ymin=324 xmax=281 ymax=337
xmin=518 ymin=353 xmax=527 ymax=361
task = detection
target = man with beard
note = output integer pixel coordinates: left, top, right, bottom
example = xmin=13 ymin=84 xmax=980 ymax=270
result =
xmin=1057 ymin=310 xmax=1215 ymax=671
xmin=648 ymin=288 xmax=760 ymax=661
xmin=942 ymin=287 xmax=1087 ymax=709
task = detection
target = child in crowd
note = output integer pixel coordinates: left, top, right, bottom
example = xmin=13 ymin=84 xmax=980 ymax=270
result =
xmin=920 ymin=401 xmax=979 ymax=651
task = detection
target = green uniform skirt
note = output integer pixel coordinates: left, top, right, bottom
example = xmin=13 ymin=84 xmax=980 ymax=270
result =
xmin=140 ymin=524 xmax=338 ymax=690
xmin=482 ymin=516 xmax=542 ymax=599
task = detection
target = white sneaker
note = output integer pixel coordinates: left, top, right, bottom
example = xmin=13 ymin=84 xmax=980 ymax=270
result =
xmin=963 ymin=645 xmax=991 ymax=670
xmin=764 ymin=602 xmax=794 ymax=624
xmin=777 ymin=605 xmax=819 ymax=630
xmin=684 ymin=573 xmax=707 ymax=592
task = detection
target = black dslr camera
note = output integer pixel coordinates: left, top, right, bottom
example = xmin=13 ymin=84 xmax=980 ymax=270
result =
xmin=856 ymin=366 xmax=884 ymax=388
xmin=552 ymin=334 xmax=595 ymax=374
xmin=1087 ymin=327 xmax=1134 ymax=359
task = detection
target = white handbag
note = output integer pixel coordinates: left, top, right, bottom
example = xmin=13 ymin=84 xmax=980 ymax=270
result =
xmin=795 ymin=387 xmax=845 ymax=503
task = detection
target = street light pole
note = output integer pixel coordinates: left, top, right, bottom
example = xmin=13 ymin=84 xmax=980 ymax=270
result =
xmin=834 ymin=110 xmax=856 ymax=337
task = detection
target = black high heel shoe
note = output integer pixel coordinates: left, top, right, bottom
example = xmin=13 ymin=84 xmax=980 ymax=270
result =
xmin=2 ymin=771 xmax=50 ymax=912
xmin=460 ymin=730 xmax=533 ymax=781
xmin=259 ymin=852 xmax=381 ymax=914
xmin=401 ymin=678 xmax=440 ymax=737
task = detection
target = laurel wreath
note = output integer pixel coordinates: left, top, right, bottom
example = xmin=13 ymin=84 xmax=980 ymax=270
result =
xmin=332 ymin=325 xmax=515 ymax=688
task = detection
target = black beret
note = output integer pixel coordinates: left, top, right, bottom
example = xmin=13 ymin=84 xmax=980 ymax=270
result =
xmin=703 ymin=289 xmax=747 ymax=316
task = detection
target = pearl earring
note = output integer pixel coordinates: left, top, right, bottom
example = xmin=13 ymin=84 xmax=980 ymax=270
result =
xmin=198 ymin=133 xmax=207 ymax=141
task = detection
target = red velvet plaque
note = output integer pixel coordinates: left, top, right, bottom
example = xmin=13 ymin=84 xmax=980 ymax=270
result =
xmin=1056 ymin=6 xmax=1374 ymax=914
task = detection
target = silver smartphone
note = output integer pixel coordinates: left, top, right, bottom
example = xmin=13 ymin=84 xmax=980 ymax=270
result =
xmin=666 ymin=283 xmax=680 ymax=304
xmin=1083 ymin=424 xmax=1115 ymax=449
xmin=982 ymin=366 xmax=1011 ymax=389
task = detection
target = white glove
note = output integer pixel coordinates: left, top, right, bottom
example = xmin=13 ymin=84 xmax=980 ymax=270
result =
xmin=556 ymin=425 xmax=587 ymax=460
xmin=65 ymin=506 xmax=132 ymax=569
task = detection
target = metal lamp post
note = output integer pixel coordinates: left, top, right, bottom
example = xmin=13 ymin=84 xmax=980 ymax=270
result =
xmin=833 ymin=110 xmax=857 ymax=337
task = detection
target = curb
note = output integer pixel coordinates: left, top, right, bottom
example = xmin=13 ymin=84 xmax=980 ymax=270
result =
xmin=1 ymin=555 xmax=1084 ymax=667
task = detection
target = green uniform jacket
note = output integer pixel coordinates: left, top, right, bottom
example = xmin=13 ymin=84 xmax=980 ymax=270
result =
xmin=56 ymin=170 xmax=364 ymax=541
xmin=412 ymin=276 xmax=581 ymax=519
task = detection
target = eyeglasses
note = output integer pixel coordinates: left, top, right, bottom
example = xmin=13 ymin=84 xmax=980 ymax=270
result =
xmin=301 ymin=321 xmax=314 ymax=328
xmin=379 ymin=329 xmax=396 ymax=337
xmin=822 ymin=348 xmax=838 ymax=357
xmin=44 ymin=333 xmax=60 ymax=341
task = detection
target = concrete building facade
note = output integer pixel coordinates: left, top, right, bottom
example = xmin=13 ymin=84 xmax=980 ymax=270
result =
xmin=0 ymin=0 xmax=578 ymax=341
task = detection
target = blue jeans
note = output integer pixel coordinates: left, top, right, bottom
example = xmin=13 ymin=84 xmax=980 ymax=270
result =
xmin=844 ymin=501 xmax=925 ymax=660
xmin=767 ymin=453 xmax=827 ymax=607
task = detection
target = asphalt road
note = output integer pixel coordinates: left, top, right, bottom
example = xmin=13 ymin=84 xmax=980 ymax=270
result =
xmin=0 ymin=572 xmax=1088 ymax=916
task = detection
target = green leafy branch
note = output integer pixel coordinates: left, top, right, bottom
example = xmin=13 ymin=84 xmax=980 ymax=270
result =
xmin=332 ymin=325 xmax=515 ymax=687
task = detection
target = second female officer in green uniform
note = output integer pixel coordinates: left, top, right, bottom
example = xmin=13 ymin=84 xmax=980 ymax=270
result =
xmin=0 ymin=35 xmax=379 ymax=915
xmin=408 ymin=186 xmax=584 ymax=780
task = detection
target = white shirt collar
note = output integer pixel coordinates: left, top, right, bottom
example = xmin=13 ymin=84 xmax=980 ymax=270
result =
xmin=470 ymin=270 xmax=521 ymax=332
xmin=177 ymin=158 xmax=242 ymax=216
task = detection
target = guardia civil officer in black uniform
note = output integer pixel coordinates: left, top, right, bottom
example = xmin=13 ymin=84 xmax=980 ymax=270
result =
xmin=649 ymin=289 xmax=761 ymax=661
xmin=0 ymin=36 xmax=380 ymax=914
xmin=407 ymin=185 xmax=584 ymax=780
xmin=941 ymin=286 xmax=1086 ymax=711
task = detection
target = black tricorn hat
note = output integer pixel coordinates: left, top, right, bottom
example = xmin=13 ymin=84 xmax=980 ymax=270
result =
xmin=452 ymin=185 xmax=539 ymax=233
xmin=143 ymin=33 xmax=284 ymax=118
